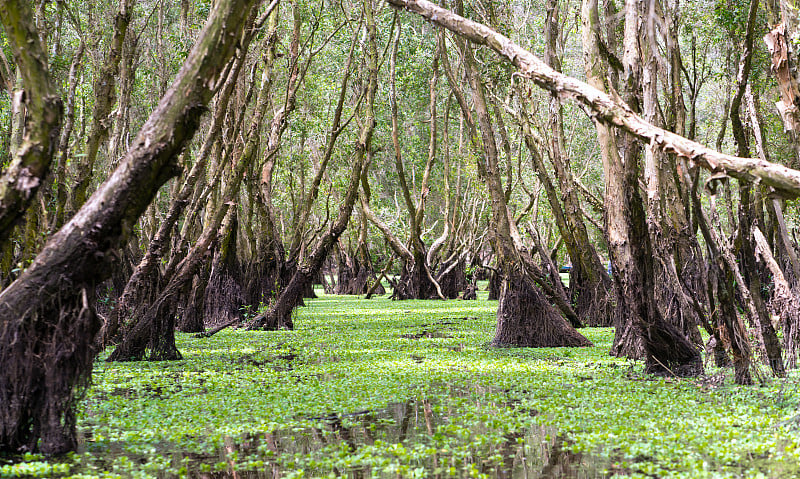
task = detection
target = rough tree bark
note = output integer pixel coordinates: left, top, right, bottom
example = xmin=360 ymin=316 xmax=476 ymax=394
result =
xmin=730 ymin=0 xmax=785 ymax=378
xmin=0 ymin=0 xmax=63 ymax=249
xmin=541 ymin=0 xmax=613 ymax=327
xmin=70 ymin=0 xmax=136 ymax=212
xmin=0 ymin=0 xmax=258 ymax=453
xmin=247 ymin=0 xmax=378 ymax=330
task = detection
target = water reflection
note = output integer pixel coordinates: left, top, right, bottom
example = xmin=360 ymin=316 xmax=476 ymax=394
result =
xmin=175 ymin=393 xmax=605 ymax=478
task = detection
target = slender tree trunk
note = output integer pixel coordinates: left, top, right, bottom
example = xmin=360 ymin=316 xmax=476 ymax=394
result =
xmin=70 ymin=0 xmax=135 ymax=212
xmin=247 ymin=0 xmax=379 ymax=330
xmin=0 ymin=0 xmax=258 ymax=453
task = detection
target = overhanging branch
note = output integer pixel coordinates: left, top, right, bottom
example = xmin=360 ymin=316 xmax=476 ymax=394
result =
xmin=385 ymin=0 xmax=800 ymax=197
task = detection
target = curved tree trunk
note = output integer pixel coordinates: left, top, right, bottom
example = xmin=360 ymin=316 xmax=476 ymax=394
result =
xmin=247 ymin=0 xmax=378 ymax=331
xmin=0 ymin=0 xmax=257 ymax=453
xmin=0 ymin=0 xmax=63 ymax=249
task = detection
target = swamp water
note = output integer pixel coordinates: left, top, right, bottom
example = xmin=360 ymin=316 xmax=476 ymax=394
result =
xmin=127 ymin=392 xmax=606 ymax=478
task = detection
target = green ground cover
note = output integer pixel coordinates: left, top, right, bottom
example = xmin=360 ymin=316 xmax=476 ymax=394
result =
xmin=4 ymin=291 xmax=800 ymax=478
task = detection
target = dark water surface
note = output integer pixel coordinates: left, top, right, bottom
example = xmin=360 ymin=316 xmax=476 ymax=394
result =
xmin=165 ymin=395 xmax=607 ymax=478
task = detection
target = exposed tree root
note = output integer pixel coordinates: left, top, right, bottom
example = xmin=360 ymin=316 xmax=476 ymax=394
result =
xmin=491 ymin=271 xmax=592 ymax=348
xmin=0 ymin=290 xmax=100 ymax=454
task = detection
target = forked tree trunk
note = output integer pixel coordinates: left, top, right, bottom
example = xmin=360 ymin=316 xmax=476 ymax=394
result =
xmin=0 ymin=0 xmax=257 ymax=453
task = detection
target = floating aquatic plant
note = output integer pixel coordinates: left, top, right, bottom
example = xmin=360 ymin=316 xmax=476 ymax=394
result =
xmin=3 ymin=290 xmax=800 ymax=477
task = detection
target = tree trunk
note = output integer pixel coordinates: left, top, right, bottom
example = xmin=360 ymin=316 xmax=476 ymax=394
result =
xmin=492 ymin=271 xmax=591 ymax=348
xmin=0 ymin=0 xmax=258 ymax=453
xmin=247 ymin=0 xmax=379 ymax=331
xmin=70 ymin=0 xmax=136 ymax=212
xmin=583 ymin=0 xmax=701 ymax=374
xmin=542 ymin=0 xmax=613 ymax=327
xmin=0 ymin=0 xmax=63 ymax=248
xmin=459 ymin=17 xmax=590 ymax=348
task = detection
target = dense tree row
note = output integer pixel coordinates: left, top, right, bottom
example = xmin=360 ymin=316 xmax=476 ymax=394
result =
xmin=3 ymin=0 xmax=800 ymax=455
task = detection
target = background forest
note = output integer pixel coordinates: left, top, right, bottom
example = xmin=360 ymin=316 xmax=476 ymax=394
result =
xmin=3 ymin=0 xmax=800 ymax=475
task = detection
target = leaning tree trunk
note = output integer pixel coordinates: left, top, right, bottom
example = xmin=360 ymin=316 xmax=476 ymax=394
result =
xmin=247 ymin=0 xmax=378 ymax=330
xmin=109 ymin=26 xmax=279 ymax=361
xmin=459 ymin=26 xmax=590 ymax=348
xmin=729 ymin=0 xmax=785 ymax=378
xmin=103 ymin=3 xmax=273 ymax=344
xmin=541 ymin=0 xmax=613 ymax=327
xmin=0 ymin=0 xmax=257 ymax=454
xmin=70 ymin=0 xmax=136 ymax=213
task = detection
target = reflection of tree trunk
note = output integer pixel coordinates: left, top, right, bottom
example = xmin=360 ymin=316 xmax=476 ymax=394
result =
xmin=0 ymin=0 xmax=257 ymax=453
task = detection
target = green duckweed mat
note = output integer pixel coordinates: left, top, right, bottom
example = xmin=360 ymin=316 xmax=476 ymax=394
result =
xmin=3 ymin=290 xmax=800 ymax=478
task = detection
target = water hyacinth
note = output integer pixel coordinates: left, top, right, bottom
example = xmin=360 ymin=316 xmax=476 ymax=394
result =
xmin=2 ymin=289 xmax=800 ymax=478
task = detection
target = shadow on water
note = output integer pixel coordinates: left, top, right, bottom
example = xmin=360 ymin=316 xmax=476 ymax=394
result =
xmin=168 ymin=390 xmax=606 ymax=478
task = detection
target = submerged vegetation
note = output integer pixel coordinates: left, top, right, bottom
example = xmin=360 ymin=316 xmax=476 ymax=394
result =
xmin=3 ymin=291 xmax=800 ymax=478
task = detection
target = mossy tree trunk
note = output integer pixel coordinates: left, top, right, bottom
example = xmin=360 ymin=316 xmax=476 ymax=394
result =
xmin=0 ymin=0 xmax=63 ymax=249
xmin=0 ymin=0 xmax=258 ymax=454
